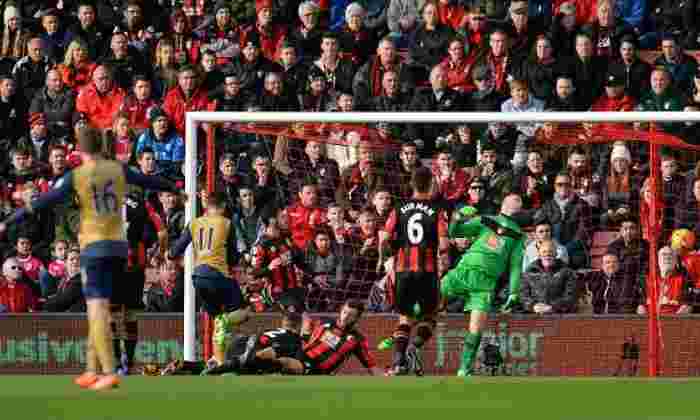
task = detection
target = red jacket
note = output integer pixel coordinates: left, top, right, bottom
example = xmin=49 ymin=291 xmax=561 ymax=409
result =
xmin=553 ymin=0 xmax=597 ymax=26
xmin=286 ymin=202 xmax=327 ymax=250
xmin=162 ymin=86 xmax=211 ymax=137
xmin=16 ymin=255 xmax=44 ymax=283
xmin=440 ymin=56 xmax=474 ymax=93
xmin=242 ymin=24 xmax=287 ymax=62
xmin=76 ymin=83 xmax=127 ymax=130
xmin=431 ymin=164 xmax=470 ymax=203
xmin=0 ymin=281 xmax=37 ymax=313
xmin=120 ymin=95 xmax=158 ymax=132
xmin=59 ymin=62 xmax=97 ymax=92
xmin=590 ymin=94 xmax=635 ymax=131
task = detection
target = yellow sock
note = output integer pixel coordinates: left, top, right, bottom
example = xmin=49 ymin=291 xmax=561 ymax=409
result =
xmin=227 ymin=308 xmax=250 ymax=327
xmin=86 ymin=330 xmax=98 ymax=373
xmin=92 ymin=307 xmax=116 ymax=374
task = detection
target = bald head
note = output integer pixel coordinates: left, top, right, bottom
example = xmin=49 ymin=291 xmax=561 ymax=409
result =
xmin=501 ymin=194 xmax=523 ymax=216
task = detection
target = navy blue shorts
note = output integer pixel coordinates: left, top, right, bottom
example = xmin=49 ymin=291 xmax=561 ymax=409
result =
xmin=80 ymin=256 xmax=127 ymax=300
xmin=193 ymin=272 xmax=244 ymax=316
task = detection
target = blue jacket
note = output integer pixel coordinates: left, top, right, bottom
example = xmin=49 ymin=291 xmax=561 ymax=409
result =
xmin=614 ymin=0 xmax=646 ymax=30
xmin=135 ymin=129 xmax=185 ymax=178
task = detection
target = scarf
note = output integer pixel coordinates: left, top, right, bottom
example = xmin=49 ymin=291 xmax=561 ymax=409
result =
xmin=370 ymin=58 xmax=396 ymax=98
xmin=1 ymin=28 xmax=25 ymax=58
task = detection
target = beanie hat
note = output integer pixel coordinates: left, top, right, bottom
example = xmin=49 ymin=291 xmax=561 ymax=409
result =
xmin=610 ymin=142 xmax=631 ymax=163
xmin=256 ymin=0 xmax=273 ymax=15
xmin=214 ymin=0 xmax=230 ymax=13
xmin=4 ymin=3 xmax=19 ymax=26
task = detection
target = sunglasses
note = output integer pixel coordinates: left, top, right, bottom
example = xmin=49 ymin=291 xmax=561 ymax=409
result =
xmin=469 ymin=186 xmax=484 ymax=190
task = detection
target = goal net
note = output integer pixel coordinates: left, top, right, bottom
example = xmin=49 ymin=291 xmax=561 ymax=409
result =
xmin=182 ymin=111 xmax=700 ymax=376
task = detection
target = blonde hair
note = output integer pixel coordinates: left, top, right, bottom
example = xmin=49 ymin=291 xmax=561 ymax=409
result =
xmin=63 ymin=38 xmax=88 ymax=67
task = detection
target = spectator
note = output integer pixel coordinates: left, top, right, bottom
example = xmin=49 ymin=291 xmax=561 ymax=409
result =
xmin=232 ymin=184 xmax=267 ymax=260
xmin=654 ymin=33 xmax=698 ymax=93
xmin=168 ymin=9 xmax=201 ymax=67
xmin=599 ymin=142 xmax=639 ymax=228
xmin=470 ymin=28 xmax=511 ymax=95
xmin=582 ymin=0 xmax=633 ymax=59
xmin=515 ymin=35 xmax=558 ymax=102
xmin=13 ymin=234 xmax=45 ymax=284
xmin=119 ymin=1 xmax=155 ymax=55
xmin=387 ymin=0 xmax=422 ymax=47
xmin=535 ymin=172 xmax=593 ymax=269
xmin=247 ymin=152 xmax=288 ymax=213
xmin=286 ymin=181 xmax=327 ymax=250
xmin=659 ymin=153 xmax=686 ymax=237
xmin=67 ymin=0 xmax=110 ymax=60
xmin=607 ymin=34 xmax=651 ymax=102
xmin=509 ymin=149 xmax=553 ymax=214
xmin=590 ymin=72 xmax=636 ymax=134
xmin=197 ymin=0 xmax=241 ymax=66
xmin=134 ymin=107 xmax=185 ymax=180
xmin=299 ymin=67 xmax=335 ymax=111
xmin=505 ymin=0 xmax=546 ymax=74
xmin=639 ymin=177 xmax=663 ymax=243
xmin=480 ymin=122 xmax=522 ymax=172
xmin=304 ymin=227 xmax=353 ymax=311
xmin=198 ymin=49 xmax=225 ymax=96
xmin=549 ymin=2 xmax=579 ymax=58
xmin=368 ymin=188 xmax=393 ymax=227
xmin=38 ymin=8 xmax=72 ymax=63
xmin=587 ymin=253 xmax=641 ymax=314
xmin=439 ymin=37 xmax=472 ymax=93
xmin=638 ymin=67 xmax=686 ymax=136
xmin=75 ymin=64 xmax=127 ymax=131
xmin=288 ymin=1 xmax=323 ymax=64
xmin=57 ymin=39 xmax=97 ymax=93
xmin=638 ymin=246 xmax=692 ymax=315
xmin=311 ymin=32 xmax=357 ymax=96
xmin=43 ymin=246 xmax=86 ymax=312
xmin=153 ymin=190 xmax=186 ymax=248
xmin=151 ymin=39 xmax=179 ymax=101
xmin=162 ymin=65 xmax=212 ymax=136
xmin=522 ymin=218 xmax=569 ymax=271
xmin=26 ymin=112 xmax=60 ymax=163
xmin=462 ymin=4 xmax=491 ymax=52
xmin=368 ymin=70 xmax=410 ymax=142
xmin=386 ymin=142 xmax=421 ymax=201
xmin=432 ymin=146 xmax=470 ymax=207
xmin=12 ymin=36 xmax=56 ymax=102
xmin=607 ymin=216 xmax=649 ymax=286
xmin=336 ymin=141 xmax=385 ymax=219
xmin=520 ymin=239 xmax=577 ymax=314
xmin=39 ymin=239 xmax=68 ymax=297
xmin=104 ymin=112 xmax=137 ymax=164
xmin=408 ymin=1 xmax=454 ymax=77
xmin=144 ymin=259 xmax=184 ymax=312
xmin=447 ymin=124 xmax=477 ymax=169
xmin=459 ymin=178 xmax=497 ymax=216
xmin=337 ymin=2 xmax=377 ymax=67
xmin=346 ymin=209 xmax=381 ymax=300
xmin=500 ymin=79 xmax=545 ymax=139
xmin=29 ymin=69 xmax=75 ymax=140
xmin=290 ymin=140 xmax=340 ymax=207
xmin=353 ymin=37 xmax=414 ymax=109
xmin=276 ymin=43 xmax=307 ymax=97
xmin=475 ymin=141 xmax=512 ymax=207
xmin=120 ymin=74 xmax=157 ymax=135
xmin=1 ymin=3 xmax=28 ymax=66
xmin=464 ymin=65 xmax=508 ymax=137
xmin=545 ymin=75 xmax=585 ymax=112
xmin=567 ymin=147 xmax=600 ymax=210
xmin=101 ymin=31 xmax=150 ymax=92
xmin=240 ymin=0 xmax=288 ymax=63
xmin=558 ymin=32 xmax=607 ymax=109
xmin=436 ymin=0 xmax=466 ymax=31
xmin=215 ymin=153 xmax=242 ymax=210
xmin=0 ymin=256 xmax=37 ymax=313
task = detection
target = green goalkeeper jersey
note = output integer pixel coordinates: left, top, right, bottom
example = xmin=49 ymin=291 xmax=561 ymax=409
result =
xmin=449 ymin=214 xmax=526 ymax=294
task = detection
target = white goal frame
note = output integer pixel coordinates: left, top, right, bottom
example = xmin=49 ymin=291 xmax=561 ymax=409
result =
xmin=183 ymin=110 xmax=700 ymax=363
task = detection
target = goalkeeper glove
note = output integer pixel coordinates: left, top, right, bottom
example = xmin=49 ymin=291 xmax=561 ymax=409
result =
xmin=500 ymin=294 xmax=519 ymax=313
xmin=457 ymin=206 xmax=478 ymax=221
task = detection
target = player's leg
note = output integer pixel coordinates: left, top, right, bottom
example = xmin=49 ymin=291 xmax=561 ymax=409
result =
xmin=123 ymin=269 xmax=145 ymax=374
xmin=388 ymin=273 xmax=415 ymax=375
xmin=81 ymin=256 xmax=125 ymax=390
xmin=407 ymin=274 xmax=441 ymax=376
xmin=110 ymin=303 xmax=126 ymax=374
xmin=458 ymin=285 xmax=492 ymax=377
xmin=202 ymin=274 xmax=250 ymax=365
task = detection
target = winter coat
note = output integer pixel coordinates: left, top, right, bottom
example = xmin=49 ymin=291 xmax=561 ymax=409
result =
xmin=521 ymin=259 xmax=577 ymax=313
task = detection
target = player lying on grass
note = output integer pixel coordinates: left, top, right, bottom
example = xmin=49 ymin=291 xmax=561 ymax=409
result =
xmin=167 ymin=192 xmax=250 ymax=366
xmin=157 ymin=300 xmax=383 ymax=376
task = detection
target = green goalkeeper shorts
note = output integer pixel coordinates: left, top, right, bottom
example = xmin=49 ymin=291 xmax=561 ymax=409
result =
xmin=441 ymin=267 xmax=494 ymax=313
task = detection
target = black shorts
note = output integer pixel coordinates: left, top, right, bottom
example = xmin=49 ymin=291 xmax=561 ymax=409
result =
xmin=80 ymin=256 xmax=127 ymax=300
xmin=394 ymin=271 xmax=439 ymax=317
xmin=225 ymin=335 xmax=283 ymax=374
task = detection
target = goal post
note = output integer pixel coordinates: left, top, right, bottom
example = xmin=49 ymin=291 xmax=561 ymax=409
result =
xmin=184 ymin=111 xmax=700 ymax=374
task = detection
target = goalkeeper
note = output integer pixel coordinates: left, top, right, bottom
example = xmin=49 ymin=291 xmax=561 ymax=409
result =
xmin=441 ymin=193 xmax=525 ymax=377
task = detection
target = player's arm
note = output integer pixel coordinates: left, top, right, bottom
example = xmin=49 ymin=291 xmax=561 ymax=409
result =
xmin=168 ymin=225 xmax=192 ymax=259
xmin=438 ymin=209 xmax=449 ymax=252
xmin=123 ymin=165 xmax=179 ymax=193
xmin=507 ymin=235 xmax=527 ymax=300
xmin=378 ymin=209 xmax=397 ymax=250
xmin=448 ymin=214 xmax=482 ymax=239
xmin=1 ymin=172 xmax=75 ymax=229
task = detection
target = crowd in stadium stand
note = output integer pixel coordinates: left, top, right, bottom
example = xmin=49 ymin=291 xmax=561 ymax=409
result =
xmin=2 ymin=0 xmax=700 ymax=316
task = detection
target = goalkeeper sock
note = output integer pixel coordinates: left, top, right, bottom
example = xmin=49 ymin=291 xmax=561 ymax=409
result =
xmin=413 ymin=322 xmax=434 ymax=349
xmin=392 ymin=324 xmax=411 ymax=367
xmin=459 ymin=332 xmax=482 ymax=375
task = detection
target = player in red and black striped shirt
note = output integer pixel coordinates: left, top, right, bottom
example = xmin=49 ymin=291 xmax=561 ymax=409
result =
xmin=379 ymin=166 xmax=449 ymax=376
xmin=288 ymin=299 xmax=383 ymax=375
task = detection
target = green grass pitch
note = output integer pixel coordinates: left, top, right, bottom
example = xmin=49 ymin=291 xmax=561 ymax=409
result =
xmin=1 ymin=376 xmax=698 ymax=420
